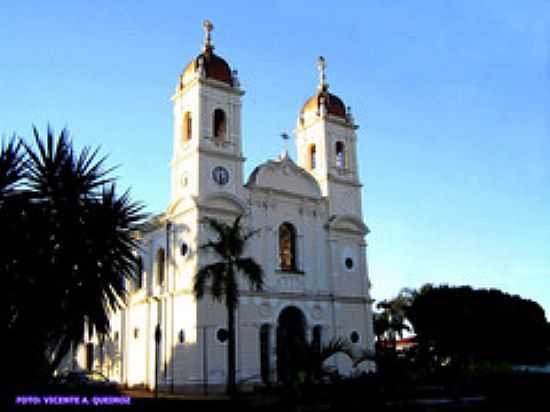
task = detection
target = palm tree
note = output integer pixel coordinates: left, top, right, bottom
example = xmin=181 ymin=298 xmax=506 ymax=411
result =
xmin=4 ymin=127 xmax=145 ymax=382
xmin=193 ymin=215 xmax=264 ymax=395
xmin=0 ymin=137 xmax=25 ymax=196
xmin=376 ymin=288 xmax=415 ymax=348
xmin=302 ymin=337 xmax=355 ymax=383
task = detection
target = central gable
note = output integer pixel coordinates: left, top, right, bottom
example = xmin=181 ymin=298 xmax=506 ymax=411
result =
xmin=246 ymin=154 xmax=321 ymax=199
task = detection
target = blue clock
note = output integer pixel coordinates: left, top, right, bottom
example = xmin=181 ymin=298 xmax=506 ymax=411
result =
xmin=212 ymin=166 xmax=229 ymax=185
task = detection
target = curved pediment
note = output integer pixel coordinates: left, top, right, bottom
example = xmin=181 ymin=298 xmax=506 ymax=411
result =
xmin=165 ymin=196 xmax=195 ymax=218
xmin=197 ymin=192 xmax=247 ymax=216
xmin=246 ymin=153 xmax=321 ymax=199
xmin=327 ymin=214 xmax=370 ymax=235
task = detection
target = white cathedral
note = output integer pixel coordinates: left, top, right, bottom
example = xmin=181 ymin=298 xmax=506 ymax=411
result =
xmin=70 ymin=21 xmax=375 ymax=391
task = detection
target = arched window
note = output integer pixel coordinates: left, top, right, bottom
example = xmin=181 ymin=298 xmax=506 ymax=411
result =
xmin=308 ymin=144 xmax=316 ymax=170
xmin=183 ymin=111 xmax=192 ymax=141
xmin=156 ymin=248 xmax=165 ymax=286
xmin=260 ymin=324 xmax=271 ymax=383
xmin=213 ymin=109 xmax=226 ymax=138
xmin=279 ymin=223 xmax=297 ymax=271
xmin=135 ymin=256 xmax=143 ymax=290
xmin=336 ymin=141 xmax=346 ymax=168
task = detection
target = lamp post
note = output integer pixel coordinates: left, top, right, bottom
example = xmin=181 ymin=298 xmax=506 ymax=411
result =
xmin=154 ymin=323 xmax=162 ymax=399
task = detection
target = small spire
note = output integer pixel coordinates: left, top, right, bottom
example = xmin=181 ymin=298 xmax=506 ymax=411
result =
xmin=203 ymin=20 xmax=214 ymax=52
xmin=317 ymin=56 xmax=328 ymax=91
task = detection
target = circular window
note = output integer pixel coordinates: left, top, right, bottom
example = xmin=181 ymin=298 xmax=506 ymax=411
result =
xmin=212 ymin=166 xmax=229 ymax=185
xmin=345 ymin=257 xmax=354 ymax=270
xmin=350 ymin=331 xmax=360 ymax=344
xmin=216 ymin=328 xmax=229 ymax=343
xmin=181 ymin=242 xmax=189 ymax=257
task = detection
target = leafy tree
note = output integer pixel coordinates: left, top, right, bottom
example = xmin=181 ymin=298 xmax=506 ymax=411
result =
xmin=4 ymin=127 xmax=145 ymax=383
xmin=375 ymin=287 xmax=418 ymax=347
xmin=408 ymin=285 xmax=548 ymax=366
xmin=193 ymin=215 xmax=264 ymax=395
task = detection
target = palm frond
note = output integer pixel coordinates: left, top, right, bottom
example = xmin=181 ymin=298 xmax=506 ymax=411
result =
xmin=194 ymin=214 xmax=265 ymax=311
xmin=319 ymin=337 xmax=354 ymax=363
xmin=203 ymin=216 xmax=228 ymax=236
xmin=242 ymin=228 xmax=260 ymax=242
xmin=210 ymin=265 xmax=226 ymax=301
xmin=193 ymin=262 xmax=227 ymax=302
xmin=235 ymin=257 xmax=264 ymax=291
xmin=0 ymin=136 xmax=25 ymax=196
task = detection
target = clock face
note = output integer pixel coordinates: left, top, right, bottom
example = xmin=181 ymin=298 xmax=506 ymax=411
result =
xmin=212 ymin=166 xmax=229 ymax=185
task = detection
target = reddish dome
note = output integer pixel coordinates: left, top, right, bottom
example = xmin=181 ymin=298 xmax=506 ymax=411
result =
xmin=301 ymin=90 xmax=347 ymax=119
xmin=183 ymin=47 xmax=233 ymax=86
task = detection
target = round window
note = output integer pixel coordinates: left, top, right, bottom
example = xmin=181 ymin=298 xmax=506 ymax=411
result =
xmin=181 ymin=242 xmax=189 ymax=257
xmin=217 ymin=328 xmax=229 ymax=343
xmin=345 ymin=257 xmax=354 ymax=270
xmin=350 ymin=331 xmax=360 ymax=344
xmin=212 ymin=166 xmax=229 ymax=185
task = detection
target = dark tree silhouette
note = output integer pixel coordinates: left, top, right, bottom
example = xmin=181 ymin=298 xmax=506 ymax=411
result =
xmin=4 ymin=127 xmax=145 ymax=383
xmin=408 ymin=285 xmax=548 ymax=365
xmin=193 ymin=215 xmax=263 ymax=395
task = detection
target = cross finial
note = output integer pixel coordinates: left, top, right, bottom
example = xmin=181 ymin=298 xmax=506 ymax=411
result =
xmin=203 ymin=20 xmax=214 ymax=51
xmin=280 ymin=132 xmax=290 ymax=158
xmin=317 ymin=56 xmax=327 ymax=91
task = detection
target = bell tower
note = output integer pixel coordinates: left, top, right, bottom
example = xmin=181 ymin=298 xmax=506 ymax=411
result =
xmin=171 ymin=21 xmax=245 ymax=203
xmin=295 ymin=57 xmax=362 ymax=217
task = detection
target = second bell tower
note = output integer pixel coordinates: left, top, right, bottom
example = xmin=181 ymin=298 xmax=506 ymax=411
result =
xmin=295 ymin=57 xmax=363 ymax=217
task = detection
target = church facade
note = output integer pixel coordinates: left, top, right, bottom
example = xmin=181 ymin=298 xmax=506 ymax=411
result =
xmin=71 ymin=21 xmax=375 ymax=391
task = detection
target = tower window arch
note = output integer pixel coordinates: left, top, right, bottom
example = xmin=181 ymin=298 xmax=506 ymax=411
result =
xmin=336 ymin=141 xmax=346 ymax=168
xmin=183 ymin=111 xmax=192 ymax=141
xmin=213 ymin=109 xmax=226 ymax=138
xmin=156 ymin=248 xmax=165 ymax=286
xmin=279 ymin=223 xmax=297 ymax=271
xmin=308 ymin=144 xmax=316 ymax=170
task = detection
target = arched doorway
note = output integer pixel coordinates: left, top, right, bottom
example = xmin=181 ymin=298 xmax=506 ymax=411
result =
xmin=276 ymin=306 xmax=306 ymax=383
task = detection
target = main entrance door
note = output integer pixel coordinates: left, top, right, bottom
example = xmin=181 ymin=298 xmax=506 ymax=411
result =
xmin=276 ymin=306 xmax=306 ymax=383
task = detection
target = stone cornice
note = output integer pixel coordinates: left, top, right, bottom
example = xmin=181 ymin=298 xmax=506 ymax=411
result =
xmin=327 ymin=173 xmax=362 ymax=187
xmin=171 ymin=76 xmax=245 ymax=101
xmin=125 ymin=288 xmax=374 ymax=308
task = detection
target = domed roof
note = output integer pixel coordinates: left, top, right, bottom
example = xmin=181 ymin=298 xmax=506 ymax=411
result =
xmin=179 ymin=20 xmax=234 ymax=88
xmin=300 ymin=56 xmax=348 ymax=120
xmin=301 ymin=90 xmax=347 ymax=118
xmin=183 ymin=47 xmax=233 ymax=86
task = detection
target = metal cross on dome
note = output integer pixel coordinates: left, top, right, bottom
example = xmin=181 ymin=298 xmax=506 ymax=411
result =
xmin=203 ymin=20 xmax=214 ymax=51
xmin=317 ymin=56 xmax=328 ymax=90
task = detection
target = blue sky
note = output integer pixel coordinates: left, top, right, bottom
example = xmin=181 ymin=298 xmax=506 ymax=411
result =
xmin=1 ymin=1 xmax=549 ymax=317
